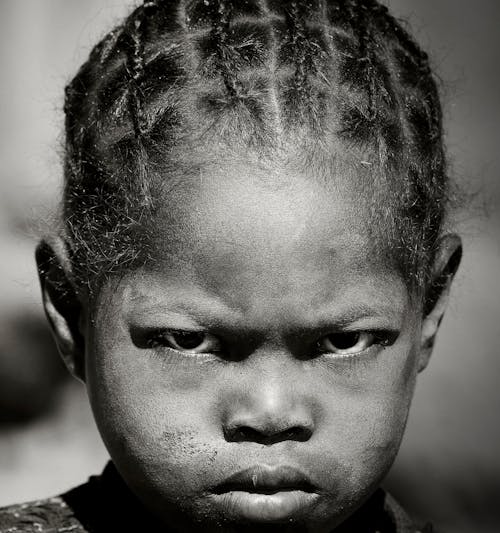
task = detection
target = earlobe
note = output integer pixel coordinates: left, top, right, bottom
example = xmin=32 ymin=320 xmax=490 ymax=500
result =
xmin=419 ymin=233 xmax=462 ymax=372
xmin=36 ymin=237 xmax=86 ymax=382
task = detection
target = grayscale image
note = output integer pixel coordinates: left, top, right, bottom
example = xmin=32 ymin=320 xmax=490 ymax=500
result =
xmin=0 ymin=1 xmax=498 ymax=532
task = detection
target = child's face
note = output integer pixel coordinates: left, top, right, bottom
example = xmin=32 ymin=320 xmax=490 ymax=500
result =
xmin=83 ymin=159 xmax=427 ymax=532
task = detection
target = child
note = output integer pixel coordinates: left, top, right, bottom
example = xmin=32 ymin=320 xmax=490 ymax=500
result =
xmin=0 ymin=0 xmax=461 ymax=531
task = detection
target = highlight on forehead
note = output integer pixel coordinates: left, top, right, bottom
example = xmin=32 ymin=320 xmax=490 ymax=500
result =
xmin=140 ymin=141 xmax=427 ymax=289
xmin=62 ymin=0 xmax=448 ymax=294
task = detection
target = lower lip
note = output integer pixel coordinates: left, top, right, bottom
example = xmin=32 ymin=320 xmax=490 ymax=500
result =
xmin=214 ymin=490 xmax=319 ymax=522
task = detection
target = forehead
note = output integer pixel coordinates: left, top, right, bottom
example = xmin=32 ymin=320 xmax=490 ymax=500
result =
xmin=155 ymin=155 xmax=376 ymax=260
xmin=138 ymin=156 xmax=407 ymax=320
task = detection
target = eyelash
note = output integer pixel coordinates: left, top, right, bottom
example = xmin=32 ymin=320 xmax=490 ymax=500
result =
xmin=144 ymin=328 xmax=397 ymax=359
xmin=316 ymin=330 xmax=397 ymax=359
xmin=146 ymin=329 xmax=221 ymax=354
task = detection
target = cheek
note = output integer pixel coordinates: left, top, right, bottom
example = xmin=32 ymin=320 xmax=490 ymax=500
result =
xmin=319 ymin=344 xmax=420 ymax=487
xmin=85 ymin=331 xmax=222 ymax=498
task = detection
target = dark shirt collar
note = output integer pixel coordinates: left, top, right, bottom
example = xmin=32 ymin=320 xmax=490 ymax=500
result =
xmin=63 ymin=462 xmax=164 ymax=531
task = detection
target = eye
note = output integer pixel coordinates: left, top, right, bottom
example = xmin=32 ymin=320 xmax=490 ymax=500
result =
xmin=147 ymin=330 xmax=221 ymax=354
xmin=318 ymin=331 xmax=389 ymax=357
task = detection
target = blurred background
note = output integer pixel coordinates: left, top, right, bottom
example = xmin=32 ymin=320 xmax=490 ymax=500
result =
xmin=0 ymin=1 xmax=499 ymax=532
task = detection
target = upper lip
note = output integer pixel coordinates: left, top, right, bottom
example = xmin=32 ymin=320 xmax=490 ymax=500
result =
xmin=214 ymin=465 xmax=317 ymax=494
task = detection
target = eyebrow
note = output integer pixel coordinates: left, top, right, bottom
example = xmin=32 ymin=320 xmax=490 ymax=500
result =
xmin=311 ymin=302 xmax=405 ymax=327
xmin=126 ymin=296 xmax=405 ymax=334
xmin=126 ymin=269 xmax=407 ymax=329
xmin=126 ymin=295 xmax=244 ymax=328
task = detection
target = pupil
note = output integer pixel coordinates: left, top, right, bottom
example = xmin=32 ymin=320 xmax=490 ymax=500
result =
xmin=173 ymin=331 xmax=205 ymax=349
xmin=330 ymin=332 xmax=360 ymax=350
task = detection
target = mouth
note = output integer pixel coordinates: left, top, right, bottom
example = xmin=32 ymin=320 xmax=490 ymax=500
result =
xmin=212 ymin=465 xmax=320 ymax=522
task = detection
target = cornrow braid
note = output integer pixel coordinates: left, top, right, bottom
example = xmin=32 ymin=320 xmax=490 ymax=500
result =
xmin=381 ymin=6 xmax=431 ymax=75
xmin=127 ymin=1 xmax=160 ymax=138
xmin=214 ymin=0 xmax=240 ymax=97
xmin=191 ymin=0 xmax=243 ymax=100
xmin=355 ymin=1 xmax=375 ymax=120
xmin=275 ymin=0 xmax=330 ymax=130
xmin=288 ymin=1 xmax=308 ymax=97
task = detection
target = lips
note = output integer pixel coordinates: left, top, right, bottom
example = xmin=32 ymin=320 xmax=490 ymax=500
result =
xmin=212 ymin=465 xmax=320 ymax=522
xmin=215 ymin=465 xmax=316 ymax=494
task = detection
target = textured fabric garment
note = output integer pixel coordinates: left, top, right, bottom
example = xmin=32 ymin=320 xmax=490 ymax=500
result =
xmin=0 ymin=463 xmax=432 ymax=532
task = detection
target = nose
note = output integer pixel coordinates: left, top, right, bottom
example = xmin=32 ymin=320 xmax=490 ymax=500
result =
xmin=222 ymin=360 xmax=316 ymax=445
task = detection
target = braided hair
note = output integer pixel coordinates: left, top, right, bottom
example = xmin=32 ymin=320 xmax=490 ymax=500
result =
xmin=63 ymin=0 xmax=449 ymax=295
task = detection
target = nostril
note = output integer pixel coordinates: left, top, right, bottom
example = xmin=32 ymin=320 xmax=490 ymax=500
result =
xmin=224 ymin=424 xmax=313 ymax=445
xmin=226 ymin=425 xmax=263 ymax=443
xmin=283 ymin=426 xmax=312 ymax=442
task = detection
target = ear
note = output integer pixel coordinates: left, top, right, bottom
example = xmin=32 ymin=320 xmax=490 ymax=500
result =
xmin=36 ymin=237 xmax=87 ymax=382
xmin=418 ymin=233 xmax=462 ymax=372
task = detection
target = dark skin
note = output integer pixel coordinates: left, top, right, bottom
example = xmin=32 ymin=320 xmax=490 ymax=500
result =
xmin=38 ymin=157 xmax=461 ymax=532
